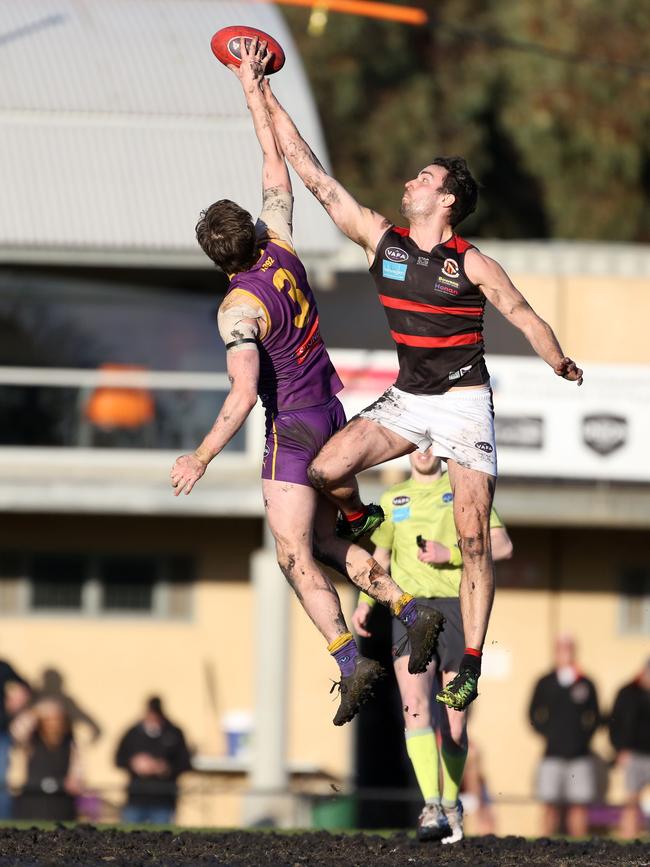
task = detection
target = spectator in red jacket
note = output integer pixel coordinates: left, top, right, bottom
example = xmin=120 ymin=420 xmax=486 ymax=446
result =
xmin=609 ymin=657 xmax=650 ymax=839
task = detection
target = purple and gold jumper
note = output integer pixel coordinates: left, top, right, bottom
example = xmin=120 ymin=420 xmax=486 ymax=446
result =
xmin=228 ymin=239 xmax=345 ymax=486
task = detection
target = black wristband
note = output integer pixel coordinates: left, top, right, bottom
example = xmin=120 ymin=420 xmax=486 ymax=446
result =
xmin=225 ymin=337 xmax=258 ymax=350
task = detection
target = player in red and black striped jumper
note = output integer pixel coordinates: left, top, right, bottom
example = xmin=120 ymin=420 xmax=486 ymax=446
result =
xmin=263 ymin=78 xmax=584 ymax=711
xmin=170 ymin=40 xmax=442 ymax=725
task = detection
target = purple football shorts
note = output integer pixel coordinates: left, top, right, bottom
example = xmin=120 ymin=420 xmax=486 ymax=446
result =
xmin=261 ymin=395 xmax=346 ymax=486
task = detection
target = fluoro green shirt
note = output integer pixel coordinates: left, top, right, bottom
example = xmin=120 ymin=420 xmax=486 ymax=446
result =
xmin=360 ymin=473 xmax=503 ymax=605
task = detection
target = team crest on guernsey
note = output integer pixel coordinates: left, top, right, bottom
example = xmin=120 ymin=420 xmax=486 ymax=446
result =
xmin=442 ymin=258 xmax=460 ymax=278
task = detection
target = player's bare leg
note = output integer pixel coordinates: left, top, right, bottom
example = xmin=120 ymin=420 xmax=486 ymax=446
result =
xmin=263 ymin=479 xmax=383 ymax=724
xmin=436 ymin=462 xmax=495 ymax=711
xmin=314 ymin=502 xmax=444 ymax=675
xmin=314 ymin=504 xmax=403 ymax=608
xmin=308 ymin=416 xmax=415 ymax=539
xmin=263 ymin=479 xmax=347 ymax=643
xmin=309 ymin=417 xmax=415 ymax=505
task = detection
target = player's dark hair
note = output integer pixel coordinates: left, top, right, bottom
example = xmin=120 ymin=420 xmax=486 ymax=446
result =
xmin=196 ymin=200 xmax=259 ymax=274
xmin=431 ymin=157 xmax=478 ymax=227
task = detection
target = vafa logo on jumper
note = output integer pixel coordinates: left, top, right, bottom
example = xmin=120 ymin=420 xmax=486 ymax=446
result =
xmin=385 ymin=246 xmax=409 ymax=263
xmin=442 ymin=258 xmax=460 ymax=278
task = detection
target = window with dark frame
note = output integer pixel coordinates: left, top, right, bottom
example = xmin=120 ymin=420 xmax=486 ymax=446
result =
xmin=32 ymin=554 xmax=85 ymax=610
xmin=619 ymin=569 xmax=650 ymax=635
xmin=100 ymin=556 xmax=156 ymax=612
xmin=0 ymin=551 xmax=194 ymax=618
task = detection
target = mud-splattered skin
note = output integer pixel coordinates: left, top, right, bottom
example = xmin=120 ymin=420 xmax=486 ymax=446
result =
xmin=264 ymin=490 xmax=353 ymax=643
xmin=308 ymin=414 xmax=415 ymax=512
xmin=313 ymin=521 xmax=404 ymax=607
xmin=449 ymin=463 xmax=496 ymax=649
xmin=279 ymin=548 xmax=348 ymax=636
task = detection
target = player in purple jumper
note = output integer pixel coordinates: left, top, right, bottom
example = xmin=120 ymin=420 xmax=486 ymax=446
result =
xmin=170 ymin=40 xmax=442 ymax=725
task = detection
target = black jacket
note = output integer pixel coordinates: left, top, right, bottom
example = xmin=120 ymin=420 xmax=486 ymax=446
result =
xmin=609 ymin=680 xmax=650 ymax=755
xmin=529 ymin=671 xmax=600 ymax=759
xmin=115 ymin=719 xmax=192 ymax=808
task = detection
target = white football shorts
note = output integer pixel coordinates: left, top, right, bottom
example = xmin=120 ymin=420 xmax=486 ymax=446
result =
xmin=358 ymin=383 xmax=497 ymax=476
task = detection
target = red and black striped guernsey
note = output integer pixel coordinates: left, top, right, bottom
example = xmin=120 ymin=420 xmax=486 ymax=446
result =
xmin=369 ymin=226 xmax=490 ymax=395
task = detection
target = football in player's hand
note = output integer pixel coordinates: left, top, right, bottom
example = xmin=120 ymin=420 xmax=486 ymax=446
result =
xmin=211 ymin=26 xmax=285 ymax=74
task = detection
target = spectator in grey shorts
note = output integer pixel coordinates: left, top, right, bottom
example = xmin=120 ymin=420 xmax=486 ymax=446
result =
xmin=529 ymin=635 xmax=600 ymax=837
xmin=609 ymin=657 xmax=650 ymax=839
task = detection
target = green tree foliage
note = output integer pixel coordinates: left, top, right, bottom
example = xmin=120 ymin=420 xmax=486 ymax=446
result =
xmin=281 ymin=0 xmax=650 ymax=240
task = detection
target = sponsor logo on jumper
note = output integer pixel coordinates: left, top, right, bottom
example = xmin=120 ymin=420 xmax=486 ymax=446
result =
xmin=582 ymin=414 xmax=627 ymax=456
xmin=295 ymin=329 xmax=323 ymax=364
xmin=416 ymin=256 xmax=429 ymax=267
xmin=434 ymin=281 xmax=460 ymax=296
xmin=442 ymin=258 xmax=460 ymax=278
xmin=475 ymin=441 xmax=493 ymax=453
xmin=495 ymin=416 xmax=544 ymax=449
xmin=449 ymin=365 xmax=473 ymax=381
xmin=383 ymin=260 xmax=408 ymax=281
xmin=392 ymin=505 xmax=410 ymax=522
xmin=260 ymin=256 xmax=275 ymax=272
xmin=392 ymin=495 xmax=411 ymax=506
xmin=385 ymin=246 xmax=409 ymax=263
xmin=442 ymin=492 xmax=453 ymax=503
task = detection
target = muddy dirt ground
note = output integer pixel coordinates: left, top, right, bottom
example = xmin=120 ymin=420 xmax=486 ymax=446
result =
xmin=0 ymin=827 xmax=648 ymax=867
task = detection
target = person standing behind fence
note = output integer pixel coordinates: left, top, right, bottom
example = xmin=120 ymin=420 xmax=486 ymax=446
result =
xmin=0 ymin=659 xmax=31 ymax=818
xmin=529 ymin=635 xmax=600 ymax=837
xmin=116 ymin=697 xmax=191 ymax=825
xmin=352 ymin=450 xmax=512 ymax=843
xmin=609 ymin=657 xmax=650 ymax=839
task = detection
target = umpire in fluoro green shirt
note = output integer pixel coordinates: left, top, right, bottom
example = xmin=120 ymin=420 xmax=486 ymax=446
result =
xmin=352 ymin=449 xmax=512 ymax=844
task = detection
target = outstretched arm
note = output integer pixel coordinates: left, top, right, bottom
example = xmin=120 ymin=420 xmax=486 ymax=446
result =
xmin=229 ymin=38 xmax=294 ymax=244
xmin=230 ymin=38 xmax=290 ymax=197
xmin=170 ymin=291 xmax=263 ymax=496
xmin=262 ymin=79 xmax=390 ymax=262
xmin=465 ymin=249 xmax=583 ymax=385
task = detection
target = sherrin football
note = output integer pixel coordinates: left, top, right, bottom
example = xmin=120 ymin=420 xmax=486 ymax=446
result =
xmin=210 ymin=26 xmax=285 ymax=74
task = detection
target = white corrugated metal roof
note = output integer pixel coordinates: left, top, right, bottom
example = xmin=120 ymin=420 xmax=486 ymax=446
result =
xmin=0 ymin=0 xmax=340 ymax=264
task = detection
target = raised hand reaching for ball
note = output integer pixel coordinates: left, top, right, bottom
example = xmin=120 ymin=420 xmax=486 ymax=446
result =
xmin=227 ymin=34 xmax=272 ymax=90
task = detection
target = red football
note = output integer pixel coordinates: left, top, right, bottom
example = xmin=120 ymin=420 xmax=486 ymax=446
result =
xmin=210 ymin=26 xmax=285 ymax=74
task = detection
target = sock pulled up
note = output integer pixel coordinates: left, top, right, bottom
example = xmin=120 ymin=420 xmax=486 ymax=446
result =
xmin=328 ymin=632 xmax=359 ymax=678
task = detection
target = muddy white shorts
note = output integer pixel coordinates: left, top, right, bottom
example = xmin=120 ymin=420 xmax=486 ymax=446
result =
xmin=358 ymin=383 xmax=497 ymax=476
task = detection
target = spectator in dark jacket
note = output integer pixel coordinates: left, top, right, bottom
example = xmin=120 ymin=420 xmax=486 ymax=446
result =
xmin=529 ymin=634 xmax=600 ymax=837
xmin=609 ymin=657 xmax=650 ymax=838
xmin=116 ymin=696 xmax=192 ymax=825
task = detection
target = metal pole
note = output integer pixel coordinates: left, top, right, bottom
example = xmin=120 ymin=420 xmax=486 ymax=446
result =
xmin=244 ymin=521 xmax=291 ymax=825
